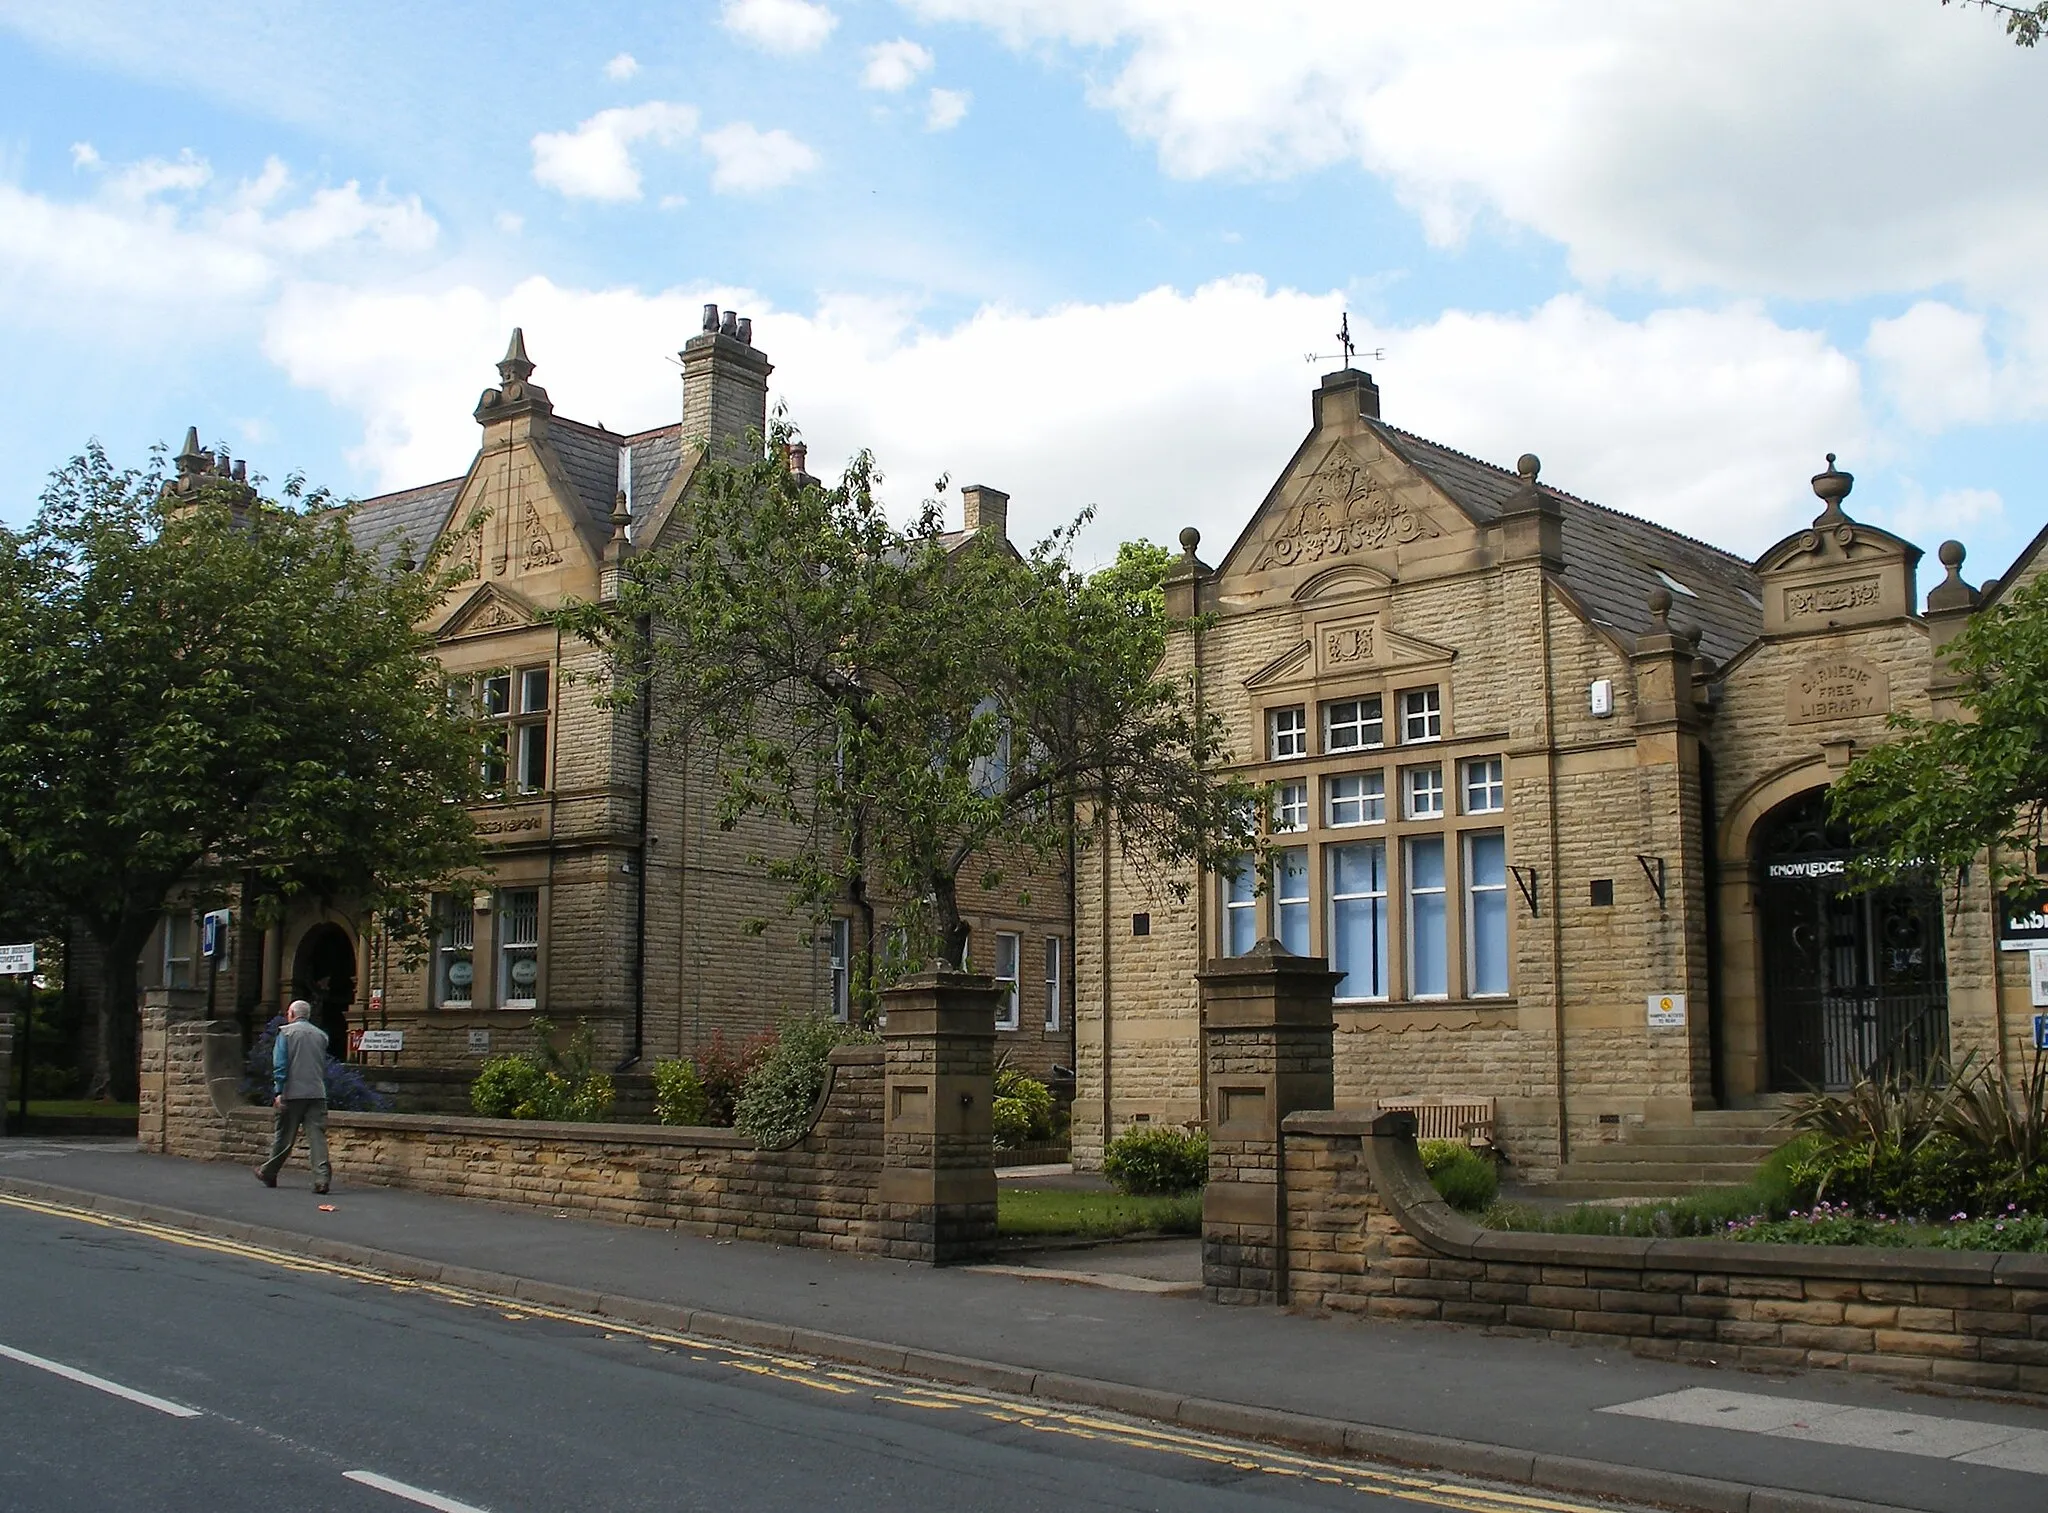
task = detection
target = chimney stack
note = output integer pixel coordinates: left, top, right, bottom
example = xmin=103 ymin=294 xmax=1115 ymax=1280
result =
xmin=682 ymin=304 xmax=774 ymax=460
xmin=961 ymin=484 xmax=1009 ymax=540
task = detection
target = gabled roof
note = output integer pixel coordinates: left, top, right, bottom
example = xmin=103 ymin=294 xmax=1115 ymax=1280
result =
xmin=1369 ymin=422 xmax=1764 ymax=665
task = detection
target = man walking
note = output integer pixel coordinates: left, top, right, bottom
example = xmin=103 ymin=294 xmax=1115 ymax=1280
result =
xmin=255 ymin=999 xmax=332 ymax=1193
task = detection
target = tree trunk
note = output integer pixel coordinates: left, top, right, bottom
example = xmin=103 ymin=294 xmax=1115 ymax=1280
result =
xmin=84 ymin=919 xmax=149 ymax=1103
xmin=931 ymin=874 xmax=970 ymax=971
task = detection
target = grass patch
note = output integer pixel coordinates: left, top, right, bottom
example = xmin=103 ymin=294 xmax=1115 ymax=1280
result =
xmin=14 ymin=1099 xmax=139 ymax=1120
xmin=998 ymin=1187 xmax=1202 ymax=1239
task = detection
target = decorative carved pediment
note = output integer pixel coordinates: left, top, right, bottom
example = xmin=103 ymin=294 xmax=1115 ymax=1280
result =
xmin=438 ymin=582 xmax=540 ymax=641
xmin=1310 ymin=614 xmax=1455 ymax=677
xmin=1293 ymin=563 xmax=1395 ymax=603
xmin=1244 ymin=640 xmax=1314 ymax=691
xmin=1253 ymin=442 xmax=1439 ymax=572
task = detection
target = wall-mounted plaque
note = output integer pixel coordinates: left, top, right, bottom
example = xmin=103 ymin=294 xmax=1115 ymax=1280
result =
xmin=1786 ymin=654 xmax=1889 ymax=726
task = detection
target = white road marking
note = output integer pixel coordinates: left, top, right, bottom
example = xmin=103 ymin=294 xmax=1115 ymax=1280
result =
xmin=343 ymin=1469 xmax=494 ymax=1512
xmin=0 ymin=1341 xmax=202 ymax=1418
xmin=1602 ymin=1386 xmax=2048 ymax=1474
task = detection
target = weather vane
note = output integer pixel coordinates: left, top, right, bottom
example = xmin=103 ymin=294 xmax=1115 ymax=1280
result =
xmin=1304 ymin=310 xmax=1382 ymax=367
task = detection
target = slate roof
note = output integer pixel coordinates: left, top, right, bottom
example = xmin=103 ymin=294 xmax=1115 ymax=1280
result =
xmin=342 ymin=416 xmax=694 ymax=570
xmin=1370 ymin=421 xmax=1764 ymax=665
xmin=342 ymin=477 xmax=462 ymax=573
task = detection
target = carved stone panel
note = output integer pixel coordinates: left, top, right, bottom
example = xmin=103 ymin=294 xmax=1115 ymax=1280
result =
xmin=1319 ymin=618 xmax=1377 ymax=674
xmin=1786 ymin=654 xmax=1891 ymax=727
xmin=1253 ymin=443 xmax=1439 ymax=571
xmin=1783 ymin=576 xmax=1881 ymax=624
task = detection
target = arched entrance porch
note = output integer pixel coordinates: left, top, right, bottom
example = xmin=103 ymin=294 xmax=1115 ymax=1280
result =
xmin=291 ymin=923 xmax=357 ymax=1054
xmin=1750 ymin=788 xmax=1949 ymax=1091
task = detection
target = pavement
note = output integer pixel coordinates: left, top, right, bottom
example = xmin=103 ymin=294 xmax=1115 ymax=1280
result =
xmin=5 ymin=1138 xmax=2047 ymax=1513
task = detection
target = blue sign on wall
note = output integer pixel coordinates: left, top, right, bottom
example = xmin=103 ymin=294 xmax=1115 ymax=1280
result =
xmin=2035 ymin=1014 xmax=2048 ymax=1053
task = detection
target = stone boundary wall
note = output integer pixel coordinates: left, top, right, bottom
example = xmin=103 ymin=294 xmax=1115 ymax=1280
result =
xmin=139 ymin=974 xmax=1000 ymax=1264
xmin=1279 ymin=1108 xmax=2048 ymax=1394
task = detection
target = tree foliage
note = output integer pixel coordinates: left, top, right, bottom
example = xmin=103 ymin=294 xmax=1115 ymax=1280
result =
xmin=1942 ymin=0 xmax=2046 ymax=46
xmin=559 ymin=435 xmax=1259 ymax=1002
xmin=0 ymin=444 xmax=486 ymax=1097
xmin=1830 ymin=572 xmax=2048 ymax=910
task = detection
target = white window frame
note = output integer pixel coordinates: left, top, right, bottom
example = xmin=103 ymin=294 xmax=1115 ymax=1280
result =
xmin=1327 ymin=841 xmax=1388 ymax=1003
xmin=1268 ymin=706 xmax=1308 ymax=760
xmin=1222 ymin=855 xmax=1258 ymax=956
xmin=1399 ymin=686 xmax=1442 ymax=744
xmin=499 ymin=888 xmax=541 ymax=1008
xmin=1272 ymin=780 xmax=1308 ymax=834
xmin=994 ymin=931 xmax=1021 ymax=1031
xmin=1403 ymin=764 xmax=1445 ymax=820
xmin=829 ymin=917 xmax=851 ymax=1023
xmin=1462 ymin=756 xmax=1505 ymax=815
xmin=163 ymin=910 xmax=194 ymax=990
xmin=1325 ymin=771 xmax=1385 ymax=828
xmin=1043 ymin=936 xmax=1063 ymax=1032
xmin=435 ymin=894 xmax=475 ymax=1007
xmin=1405 ymin=835 xmax=1449 ymax=1000
xmin=482 ymin=667 xmax=551 ymax=795
xmin=1275 ymin=846 xmax=1310 ymax=957
xmin=1465 ymin=830 xmax=1510 ymax=998
xmin=1322 ymin=696 xmax=1384 ymax=753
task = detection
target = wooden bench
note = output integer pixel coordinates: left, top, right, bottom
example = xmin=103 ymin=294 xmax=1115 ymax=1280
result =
xmin=1375 ymin=1095 xmax=1497 ymax=1153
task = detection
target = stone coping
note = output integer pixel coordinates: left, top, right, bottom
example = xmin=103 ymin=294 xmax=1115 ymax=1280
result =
xmin=221 ymin=1043 xmax=888 ymax=1152
xmin=1283 ymin=1107 xmax=2048 ymax=1288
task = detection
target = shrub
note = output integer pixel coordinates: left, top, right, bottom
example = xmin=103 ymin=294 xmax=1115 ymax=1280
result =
xmin=1103 ymin=1124 xmax=1209 ymax=1195
xmin=992 ymin=1061 xmax=1054 ymax=1150
xmin=696 ymin=1030 xmax=777 ymax=1127
xmin=734 ymin=1014 xmax=878 ymax=1148
xmin=244 ymin=1015 xmax=391 ymax=1113
xmin=651 ymin=1058 xmax=709 ymax=1126
xmin=468 ymin=1017 xmax=615 ymax=1122
xmin=1419 ymin=1139 xmax=1498 ymax=1212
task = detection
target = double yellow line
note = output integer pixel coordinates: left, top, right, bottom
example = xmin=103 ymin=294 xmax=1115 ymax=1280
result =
xmin=0 ymin=1191 xmax=1606 ymax=1513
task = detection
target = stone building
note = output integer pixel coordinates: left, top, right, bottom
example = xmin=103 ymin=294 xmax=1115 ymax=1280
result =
xmin=141 ymin=312 xmax=1076 ymax=1084
xmin=1075 ymin=365 xmax=2044 ymax=1182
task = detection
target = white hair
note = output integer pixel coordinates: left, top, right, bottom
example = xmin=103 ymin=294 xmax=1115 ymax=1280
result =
xmin=286 ymin=1000 xmax=313 ymax=1021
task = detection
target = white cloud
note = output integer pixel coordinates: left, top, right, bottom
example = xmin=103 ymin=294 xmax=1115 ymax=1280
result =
xmin=69 ymin=141 xmax=101 ymax=171
xmin=605 ymin=52 xmax=640 ymax=80
xmin=262 ymin=275 xmax=1863 ymax=561
xmin=530 ymin=101 xmax=699 ymax=202
xmin=495 ymin=211 xmax=526 ymax=235
xmin=0 ymin=149 xmax=438 ymax=327
xmin=925 ymin=87 xmax=970 ymax=132
xmin=721 ymin=0 xmax=837 ymax=54
xmin=701 ymin=123 xmax=817 ymax=194
xmin=862 ymin=38 xmax=934 ymax=92
xmin=1874 ymin=481 xmax=2005 ymax=550
xmin=1865 ymin=301 xmax=2048 ymax=434
xmin=901 ymin=2 xmax=2048 ymax=309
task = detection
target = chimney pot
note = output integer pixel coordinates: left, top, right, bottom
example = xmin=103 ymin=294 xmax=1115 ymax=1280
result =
xmin=720 ymin=309 xmax=738 ymax=338
xmin=702 ymin=303 xmax=720 ymax=333
xmin=737 ymin=316 xmax=753 ymax=346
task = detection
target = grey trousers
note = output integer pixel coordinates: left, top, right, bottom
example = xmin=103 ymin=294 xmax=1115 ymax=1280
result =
xmin=259 ymin=1098 xmax=331 ymax=1187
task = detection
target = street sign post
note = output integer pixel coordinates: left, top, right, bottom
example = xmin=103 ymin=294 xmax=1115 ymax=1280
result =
xmin=2 ymin=944 xmax=33 ymax=1131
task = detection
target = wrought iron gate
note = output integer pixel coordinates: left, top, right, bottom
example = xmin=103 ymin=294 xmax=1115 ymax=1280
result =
xmin=1756 ymin=792 xmax=1949 ymax=1092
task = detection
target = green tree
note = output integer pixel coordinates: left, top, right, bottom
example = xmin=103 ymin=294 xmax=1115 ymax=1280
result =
xmin=1831 ymin=572 xmax=2048 ymax=909
xmin=559 ymin=437 xmax=1259 ymax=1007
xmin=1942 ymin=0 xmax=2045 ymax=46
xmin=0 ymin=443 xmax=486 ymax=1098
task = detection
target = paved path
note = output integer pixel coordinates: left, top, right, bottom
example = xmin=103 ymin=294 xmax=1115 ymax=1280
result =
xmin=5 ymin=1140 xmax=2046 ymax=1513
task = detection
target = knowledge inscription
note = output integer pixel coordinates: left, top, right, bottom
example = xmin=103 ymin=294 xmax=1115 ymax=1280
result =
xmin=1786 ymin=654 xmax=1889 ymax=726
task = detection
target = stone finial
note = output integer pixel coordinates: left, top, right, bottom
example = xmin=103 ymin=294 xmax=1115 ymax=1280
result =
xmin=1179 ymin=525 xmax=1202 ymax=560
xmin=1811 ymin=452 xmax=1854 ymax=525
xmin=1517 ymin=453 xmax=1540 ymax=481
xmin=611 ymin=489 xmax=632 ymax=536
xmin=175 ymin=426 xmax=207 ymax=477
xmin=1647 ymin=585 xmax=1673 ymax=631
xmin=1926 ymin=538 xmax=1980 ymax=613
xmin=497 ymin=327 xmax=535 ymax=386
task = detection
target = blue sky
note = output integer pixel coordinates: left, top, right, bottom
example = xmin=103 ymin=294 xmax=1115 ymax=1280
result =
xmin=3 ymin=0 xmax=2045 ymax=585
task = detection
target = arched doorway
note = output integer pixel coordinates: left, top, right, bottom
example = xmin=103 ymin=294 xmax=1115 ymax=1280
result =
xmin=291 ymin=924 xmax=357 ymax=1054
xmin=1754 ymin=789 xmax=1948 ymax=1091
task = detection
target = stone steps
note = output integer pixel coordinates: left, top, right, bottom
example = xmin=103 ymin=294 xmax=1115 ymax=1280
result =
xmin=1568 ymin=1137 xmax=1780 ymax=1163
xmin=1536 ymin=1177 xmax=1755 ymax=1202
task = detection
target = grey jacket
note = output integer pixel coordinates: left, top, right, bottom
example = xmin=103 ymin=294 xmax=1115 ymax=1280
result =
xmin=272 ymin=1019 xmax=330 ymax=1103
